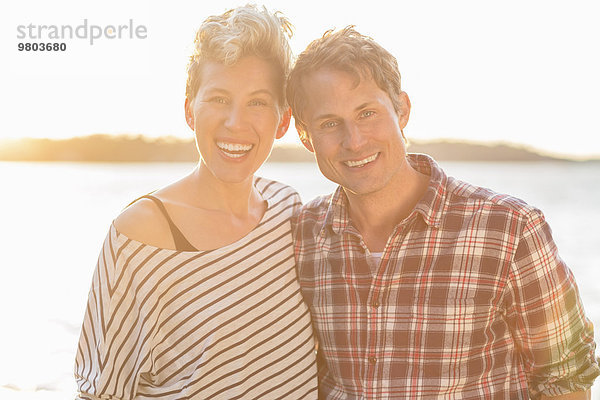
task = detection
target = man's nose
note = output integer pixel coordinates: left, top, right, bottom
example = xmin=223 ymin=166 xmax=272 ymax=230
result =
xmin=342 ymin=123 xmax=368 ymax=151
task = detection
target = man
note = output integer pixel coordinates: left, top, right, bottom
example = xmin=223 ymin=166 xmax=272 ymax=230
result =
xmin=287 ymin=27 xmax=599 ymax=399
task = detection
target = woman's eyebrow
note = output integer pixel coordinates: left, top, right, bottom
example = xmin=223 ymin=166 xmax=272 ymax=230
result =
xmin=203 ymin=87 xmax=230 ymax=95
xmin=249 ymin=89 xmax=275 ymax=97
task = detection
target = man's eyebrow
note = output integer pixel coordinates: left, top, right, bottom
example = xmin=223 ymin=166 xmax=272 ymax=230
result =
xmin=354 ymin=102 xmax=372 ymax=111
xmin=314 ymin=103 xmax=374 ymax=121
xmin=314 ymin=113 xmax=338 ymax=121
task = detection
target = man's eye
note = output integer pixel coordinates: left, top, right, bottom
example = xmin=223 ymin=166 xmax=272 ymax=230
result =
xmin=321 ymin=120 xmax=338 ymax=129
xmin=361 ymin=110 xmax=375 ymax=118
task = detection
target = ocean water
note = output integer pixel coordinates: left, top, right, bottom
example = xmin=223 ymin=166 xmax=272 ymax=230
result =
xmin=0 ymin=160 xmax=598 ymax=399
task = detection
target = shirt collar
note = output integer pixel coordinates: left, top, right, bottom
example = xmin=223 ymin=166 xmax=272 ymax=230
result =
xmin=323 ymin=185 xmax=350 ymax=236
xmin=322 ymin=153 xmax=448 ymax=236
xmin=409 ymin=153 xmax=447 ymax=228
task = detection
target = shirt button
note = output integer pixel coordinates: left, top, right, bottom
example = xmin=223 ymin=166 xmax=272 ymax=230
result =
xmin=368 ymin=357 xmax=377 ymax=365
xmin=372 ymin=300 xmax=380 ymax=308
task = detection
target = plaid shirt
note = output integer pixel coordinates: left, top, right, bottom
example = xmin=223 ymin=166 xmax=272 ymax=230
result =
xmin=294 ymin=154 xmax=599 ymax=399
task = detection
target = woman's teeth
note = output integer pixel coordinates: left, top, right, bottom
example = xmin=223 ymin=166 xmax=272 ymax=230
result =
xmin=217 ymin=141 xmax=253 ymax=158
xmin=344 ymin=153 xmax=378 ymax=168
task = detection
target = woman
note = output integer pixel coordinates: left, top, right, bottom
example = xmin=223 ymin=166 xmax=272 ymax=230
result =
xmin=74 ymin=5 xmax=317 ymax=399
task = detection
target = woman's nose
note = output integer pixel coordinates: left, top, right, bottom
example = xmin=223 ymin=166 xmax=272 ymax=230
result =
xmin=224 ymin=104 xmax=247 ymax=133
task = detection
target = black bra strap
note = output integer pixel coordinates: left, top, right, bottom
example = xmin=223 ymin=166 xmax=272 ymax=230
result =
xmin=139 ymin=195 xmax=197 ymax=252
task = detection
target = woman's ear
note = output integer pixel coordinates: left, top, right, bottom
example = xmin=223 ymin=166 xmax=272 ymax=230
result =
xmin=184 ymin=98 xmax=195 ymax=131
xmin=276 ymin=108 xmax=292 ymax=139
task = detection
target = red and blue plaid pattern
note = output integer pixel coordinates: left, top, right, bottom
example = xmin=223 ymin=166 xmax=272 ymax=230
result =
xmin=294 ymin=154 xmax=599 ymax=399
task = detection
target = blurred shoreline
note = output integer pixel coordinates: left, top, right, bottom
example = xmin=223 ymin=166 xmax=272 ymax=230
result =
xmin=1 ymin=134 xmax=598 ymax=163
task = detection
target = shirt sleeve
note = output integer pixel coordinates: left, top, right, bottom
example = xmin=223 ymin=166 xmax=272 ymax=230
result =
xmin=504 ymin=209 xmax=600 ymax=399
xmin=289 ymin=189 xmax=303 ymax=235
xmin=74 ymin=227 xmax=152 ymax=400
xmin=290 ymin=191 xmax=303 ymax=217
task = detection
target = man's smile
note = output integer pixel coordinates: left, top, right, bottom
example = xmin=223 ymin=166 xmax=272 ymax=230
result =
xmin=343 ymin=152 xmax=379 ymax=168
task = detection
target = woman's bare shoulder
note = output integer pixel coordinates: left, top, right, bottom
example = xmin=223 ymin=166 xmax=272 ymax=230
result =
xmin=113 ymin=197 xmax=175 ymax=249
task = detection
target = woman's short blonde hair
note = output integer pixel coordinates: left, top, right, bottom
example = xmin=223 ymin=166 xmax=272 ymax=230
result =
xmin=185 ymin=4 xmax=293 ymax=111
xmin=287 ymin=26 xmax=403 ymax=141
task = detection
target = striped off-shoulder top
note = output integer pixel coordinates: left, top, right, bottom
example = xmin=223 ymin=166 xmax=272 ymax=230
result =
xmin=75 ymin=177 xmax=317 ymax=399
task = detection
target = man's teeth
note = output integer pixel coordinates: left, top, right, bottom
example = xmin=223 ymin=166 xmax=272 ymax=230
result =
xmin=217 ymin=141 xmax=253 ymax=157
xmin=344 ymin=153 xmax=378 ymax=167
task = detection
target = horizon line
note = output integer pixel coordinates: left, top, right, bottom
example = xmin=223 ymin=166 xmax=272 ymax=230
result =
xmin=1 ymin=133 xmax=599 ymax=161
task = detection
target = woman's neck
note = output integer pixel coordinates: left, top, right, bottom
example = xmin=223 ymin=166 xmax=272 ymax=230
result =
xmin=189 ymin=163 xmax=264 ymax=219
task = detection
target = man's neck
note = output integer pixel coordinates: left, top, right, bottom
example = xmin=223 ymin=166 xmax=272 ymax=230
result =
xmin=345 ymin=164 xmax=429 ymax=252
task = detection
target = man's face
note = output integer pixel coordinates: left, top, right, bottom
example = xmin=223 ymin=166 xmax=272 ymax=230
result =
xmin=185 ymin=56 xmax=289 ymax=185
xmin=300 ymin=68 xmax=411 ymax=197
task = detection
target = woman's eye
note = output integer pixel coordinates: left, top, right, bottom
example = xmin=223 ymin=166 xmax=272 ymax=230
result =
xmin=249 ymin=99 xmax=267 ymax=106
xmin=210 ymin=97 xmax=228 ymax=104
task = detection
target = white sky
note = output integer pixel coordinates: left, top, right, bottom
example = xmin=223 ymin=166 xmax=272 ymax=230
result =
xmin=2 ymin=0 xmax=599 ymax=158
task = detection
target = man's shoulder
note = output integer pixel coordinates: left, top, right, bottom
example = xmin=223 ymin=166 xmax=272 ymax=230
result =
xmin=302 ymin=193 xmax=333 ymax=211
xmin=410 ymin=153 xmax=541 ymax=221
xmin=444 ymin=175 xmax=540 ymax=219
xmin=293 ymin=193 xmax=333 ymax=231
xmin=298 ymin=193 xmax=333 ymax=216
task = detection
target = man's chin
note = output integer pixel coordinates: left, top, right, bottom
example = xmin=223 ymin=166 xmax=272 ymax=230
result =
xmin=341 ymin=183 xmax=384 ymax=198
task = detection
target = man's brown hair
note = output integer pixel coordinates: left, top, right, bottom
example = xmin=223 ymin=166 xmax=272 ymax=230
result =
xmin=287 ymin=26 xmax=403 ymax=142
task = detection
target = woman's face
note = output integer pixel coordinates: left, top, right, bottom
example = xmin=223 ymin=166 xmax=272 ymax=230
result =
xmin=186 ymin=56 xmax=290 ymax=185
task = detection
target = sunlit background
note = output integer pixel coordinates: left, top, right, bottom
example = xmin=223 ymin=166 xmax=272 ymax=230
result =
xmin=1 ymin=0 xmax=599 ymax=399
xmin=2 ymin=0 xmax=600 ymax=158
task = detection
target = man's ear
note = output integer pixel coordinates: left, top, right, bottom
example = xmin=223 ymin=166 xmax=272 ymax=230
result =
xmin=276 ymin=108 xmax=292 ymax=139
xmin=300 ymin=133 xmax=314 ymax=153
xmin=397 ymin=91 xmax=411 ymax=130
xmin=184 ymin=98 xmax=194 ymax=131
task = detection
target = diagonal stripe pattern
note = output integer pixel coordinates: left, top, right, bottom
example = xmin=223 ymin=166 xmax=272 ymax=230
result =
xmin=75 ymin=178 xmax=318 ymax=399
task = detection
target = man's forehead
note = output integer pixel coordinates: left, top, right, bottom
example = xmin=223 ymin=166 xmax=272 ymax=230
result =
xmin=303 ymin=82 xmax=393 ymax=121
xmin=302 ymin=66 xmax=367 ymax=88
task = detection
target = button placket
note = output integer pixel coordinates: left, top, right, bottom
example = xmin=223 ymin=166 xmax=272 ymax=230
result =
xmin=365 ymin=219 xmax=410 ymax=395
